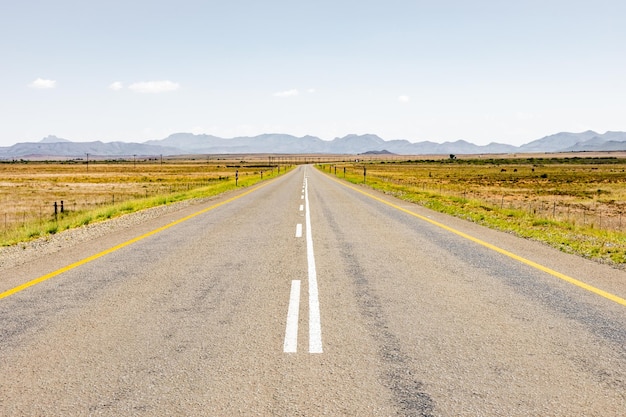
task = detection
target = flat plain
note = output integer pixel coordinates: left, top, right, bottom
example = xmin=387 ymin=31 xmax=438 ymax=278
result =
xmin=326 ymin=154 xmax=626 ymax=266
xmin=4 ymin=152 xmax=626 ymax=268
xmin=0 ymin=156 xmax=288 ymax=246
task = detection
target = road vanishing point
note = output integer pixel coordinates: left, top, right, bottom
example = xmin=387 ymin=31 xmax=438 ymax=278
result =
xmin=1 ymin=165 xmax=625 ymax=416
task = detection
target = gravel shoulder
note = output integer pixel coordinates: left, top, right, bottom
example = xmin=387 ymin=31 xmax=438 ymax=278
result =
xmin=4 ymin=178 xmax=626 ymax=302
xmin=0 ymin=194 xmax=220 ymax=272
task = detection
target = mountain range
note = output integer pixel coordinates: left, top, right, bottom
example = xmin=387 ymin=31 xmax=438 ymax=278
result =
xmin=1 ymin=131 xmax=626 ymax=158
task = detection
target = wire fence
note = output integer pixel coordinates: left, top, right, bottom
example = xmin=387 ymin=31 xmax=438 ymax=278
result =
xmin=0 ymin=179 xmax=229 ymax=233
xmin=335 ymin=165 xmax=626 ymax=233
xmin=414 ymin=181 xmax=626 ymax=232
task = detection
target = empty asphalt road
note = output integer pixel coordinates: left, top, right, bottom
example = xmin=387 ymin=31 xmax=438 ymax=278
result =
xmin=1 ymin=165 xmax=625 ymax=416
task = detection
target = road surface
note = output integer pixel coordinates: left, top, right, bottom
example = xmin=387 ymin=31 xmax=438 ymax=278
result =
xmin=1 ymin=165 xmax=625 ymax=416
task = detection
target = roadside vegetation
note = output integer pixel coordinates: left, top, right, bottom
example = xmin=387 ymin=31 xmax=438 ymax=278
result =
xmin=0 ymin=158 xmax=292 ymax=246
xmin=319 ymin=156 xmax=626 ymax=267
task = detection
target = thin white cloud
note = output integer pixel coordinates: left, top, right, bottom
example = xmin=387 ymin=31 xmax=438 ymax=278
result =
xmin=307 ymin=88 xmax=316 ymax=94
xmin=274 ymin=89 xmax=299 ymax=98
xmin=29 ymin=78 xmax=56 ymax=89
xmin=109 ymin=81 xmax=124 ymax=91
xmin=128 ymin=80 xmax=180 ymax=93
xmin=398 ymin=95 xmax=410 ymax=103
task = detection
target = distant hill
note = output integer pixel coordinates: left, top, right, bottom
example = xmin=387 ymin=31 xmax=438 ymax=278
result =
xmin=39 ymin=135 xmax=72 ymax=144
xmin=520 ymin=131 xmax=626 ymax=153
xmin=563 ymin=131 xmax=626 ymax=152
xmin=0 ymin=140 xmax=182 ymax=158
xmin=1 ymin=131 xmax=626 ymax=158
xmin=361 ymin=149 xmax=394 ymax=155
xmin=144 ymin=133 xmax=520 ymax=155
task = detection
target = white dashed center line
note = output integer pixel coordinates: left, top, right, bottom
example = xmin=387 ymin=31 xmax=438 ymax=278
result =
xmin=283 ymin=171 xmax=323 ymax=354
xmin=283 ymin=280 xmax=301 ymax=353
xmin=304 ymin=175 xmax=323 ymax=353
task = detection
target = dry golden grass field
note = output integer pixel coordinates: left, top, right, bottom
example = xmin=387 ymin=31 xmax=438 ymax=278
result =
xmin=0 ymin=156 xmax=294 ymax=246
xmin=4 ymin=152 xmax=626 ymax=267
xmin=321 ymin=152 xmax=626 ymax=266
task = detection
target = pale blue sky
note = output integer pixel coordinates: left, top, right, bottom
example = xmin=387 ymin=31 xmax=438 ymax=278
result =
xmin=2 ymin=0 xmax=625 ymax=146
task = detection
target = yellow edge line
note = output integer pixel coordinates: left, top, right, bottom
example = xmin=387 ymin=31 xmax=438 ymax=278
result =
xmin=329 ymin=175 xmax=626 ymax=307
xmin=0 ymin=180 xmax=275 ymax=300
